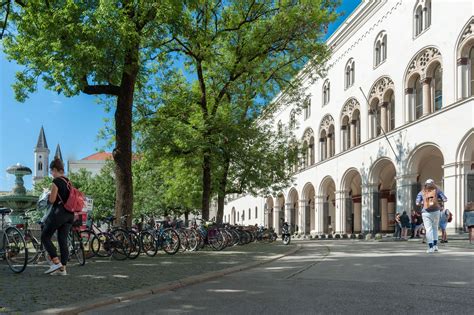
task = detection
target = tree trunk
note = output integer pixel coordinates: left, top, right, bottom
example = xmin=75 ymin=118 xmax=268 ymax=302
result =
xmin=113 ymin=45 xmax=139 ymax=228
xmin=201 ymin=150 xmax=211 ymax=221
xmin=216 ymin=156 xmax=230 ymax=225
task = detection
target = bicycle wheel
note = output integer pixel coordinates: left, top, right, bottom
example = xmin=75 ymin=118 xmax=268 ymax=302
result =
xmin=126 ymin=230 xmax=141 ymax=260
xmin=208 ymin=229 xmax=225 ymax=251
xmin=140 ymin=231 xmax=158 ymax=257
xmin=186 ymin=229 xmax=199 ymax=252
xmin=70 ymin=231 xmax=85 ymax=266
xmin=177 ymin=229 xmax=188 ymax=252
xmin=4 ymin=227 xmax=28 ymax=273
xmin=24 ymin=230 xmax=42 ymax=264
xmin=161 ymin=228 xmax=180 ymax=255
xmin=111 ymin=229 xmax=129 ymax=260
xmin=91 ymin=232 xmax=110 ymax=257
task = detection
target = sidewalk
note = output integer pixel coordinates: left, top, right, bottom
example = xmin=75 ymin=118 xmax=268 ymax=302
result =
xmin=0 ymin=243 xmax=297 ymax=313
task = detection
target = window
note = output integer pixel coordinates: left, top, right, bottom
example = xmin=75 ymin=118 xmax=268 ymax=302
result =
xmin=38 ymin=161 xmax=43 ymax=171
xmin=414 ymin=76 xmax=423 ymax=119
xmin=322 ymin=80 xmax=330 ymax=105
xmin=414 ymin=1 xmax=431 ymax=37
xmin=432 ymin=64 xmax=442 ymax=111
xmin=374 ymin=32 xmax=387 ymax=67
xmin=255 ymin=207 xmax=258 ymax=219
xmin=388 ymin=91 xmax=395 ymax=131
xmin=345 ymin=59 xmax=355 ymax=88
xmin=289 ymin=110 xmax=296 ymax=129
xmin=303 ymin=98 xmax=311 ymax=120
xmin=471 ymin=47 xmax=474 ymax=96
xmin=249 ymin=208 xmax=251 ymax=220
xmin=237 ymin=212 xmax=239 ymax=222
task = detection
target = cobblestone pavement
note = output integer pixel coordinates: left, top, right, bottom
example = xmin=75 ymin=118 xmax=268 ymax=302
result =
xmin=0 ymin=243 xmax=295 ymax=313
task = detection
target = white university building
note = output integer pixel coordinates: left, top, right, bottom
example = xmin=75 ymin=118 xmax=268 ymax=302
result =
xmin=223 ymin=0 xmax=474 ymax=235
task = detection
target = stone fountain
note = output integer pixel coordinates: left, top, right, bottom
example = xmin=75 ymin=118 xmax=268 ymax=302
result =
xmin=0 ymin=164 xmax=38 ymax=216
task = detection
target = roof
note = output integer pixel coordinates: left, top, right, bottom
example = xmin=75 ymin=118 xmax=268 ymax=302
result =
xmin=82 ymin=152 xmax=113 ymax=161
xmin=55 ymin=144 xmax=63 ymax=161
xmin=36 ymin=126 xmax=48 ymax=149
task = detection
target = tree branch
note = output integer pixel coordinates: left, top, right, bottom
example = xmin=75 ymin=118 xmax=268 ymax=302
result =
xmin=82 ymin=76 xmax=120 ymax=96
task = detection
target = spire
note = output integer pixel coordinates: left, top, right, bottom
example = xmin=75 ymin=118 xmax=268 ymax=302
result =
xmin=36 ymin=126 xmax=48 ymax=149
xmin=55 ymin=144 xmax=63 ymax=162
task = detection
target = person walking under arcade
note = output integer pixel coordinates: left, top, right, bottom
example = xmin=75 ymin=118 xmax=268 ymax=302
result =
xmin=415 ymin=179 xmax=447 ymax=253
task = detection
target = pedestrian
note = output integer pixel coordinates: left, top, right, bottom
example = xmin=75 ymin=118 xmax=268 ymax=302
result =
xmin=41 ymin=158 xmax=75 ymax=275
xmin=400 ymin=211 xmax=410 ymax=240
xmin=410 ymin=210 xmax=416 ymax=238
xmin=394 ymin=212 xmax=402 ymax=239
xmin=463 ymin=201 xmax=474 ymax=244
xmin=415 ymin=179 xmax=448 ymax=253
xmin=439 ymin=206 xmax=451 ymax=243
xmin=413 ymin=210 xmax=423 ymax=238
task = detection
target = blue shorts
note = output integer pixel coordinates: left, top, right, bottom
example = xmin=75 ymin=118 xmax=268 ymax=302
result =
xmin=439 ymin=221 xmax=448 ymax=230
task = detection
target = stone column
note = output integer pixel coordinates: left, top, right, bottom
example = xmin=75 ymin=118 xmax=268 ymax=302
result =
xmin=361 ymin=184 xmax=377 ymax=233
xmin=421 ymin=77 xmax=432 ymax=116
xmin=335 ymin=190 xmax=348 ymax=234
xmin=273 ymin=199 xmax=281 ymax=234
xmin=353 ymin=195 xmax=362 ymax=233
xmin=315 ymin=195 xmax=325 ymax=234
xmin=457 ymin=57 xmax=469 ymax=99
xmin=380 ymin=102 xmax=388 ymax=133
xmin=299 ymin=199 xmax=307 ymax=235
xmin=388 ymin=192 xmax=396 ymax=232
xmin=380 ymin=189 xmax=390 ymax=232
xmin=395 ymin=173 xmax=418 ymax=214
xmin=285 ymin=202 xmax=292 ymax=232
xmin=350 ymin=120 xmax=357 ymax=147
xmin=405 ymin=88 xmax=414 ymax=121
xmin=442 ymin=162 xmax=459 ymax=233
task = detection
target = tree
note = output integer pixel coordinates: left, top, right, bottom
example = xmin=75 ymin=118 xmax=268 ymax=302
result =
xmin=160 ymin=0 xmax=338 ymax=220
xmin=2 ymin=1 xmax=175 ymax=227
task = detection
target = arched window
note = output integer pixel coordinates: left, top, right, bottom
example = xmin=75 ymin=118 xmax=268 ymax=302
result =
xmin=345 ymin=59 xmax=355 ymax=89
xmin=255 ymin=207 xmax=258 ymax=219
xmin=289 ymin=110 xmax=296 ymax=130
xmin=309 ymin=136 xmax=315 ymax=165
xmin=432 ymin=64 xmax=442 ymax=111
xmin=387 ymin=91 xmax=395 ymax=131
xmin=322 ymin=80 xmax=330 ymax=105
xmin=277 ymin=120 xmax=283 ymax=135
xmin=414 ymin=1 xmax=431 ymax=37
xmin=415 ymin=6 xmax=423 ymax=36
xmin=249 ymin=208 xmax=251 ymax=220
xmin=237 ymin=211 xmax=239 ymax=222
xmin=414 ymin=76 xmax=423 ymax=119
xmin=38 ymin=161 xmax=43 ymax=171
xmin=303 ymin=98 xmax=311 ymax=120
xmin=374 ymin=32 xmax=387 ymax=67
xmin=471 ymin=47 xmax=474 ymax=96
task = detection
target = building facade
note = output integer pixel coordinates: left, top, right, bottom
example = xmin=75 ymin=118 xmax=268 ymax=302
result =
xmin=223 ymin=0 xmax=474 ymax=235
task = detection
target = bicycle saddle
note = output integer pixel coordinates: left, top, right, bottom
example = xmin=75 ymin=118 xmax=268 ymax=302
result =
xmin=0 ymin=208 xmax=12 ymax=215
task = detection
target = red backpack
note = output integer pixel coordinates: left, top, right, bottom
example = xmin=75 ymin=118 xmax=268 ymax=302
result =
xmin=58 ymin=177 xmax=85 ymax=213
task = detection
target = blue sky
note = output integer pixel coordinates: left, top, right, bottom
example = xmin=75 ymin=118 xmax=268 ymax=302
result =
xmin=0 ymin=0 xmax=361 ymax=192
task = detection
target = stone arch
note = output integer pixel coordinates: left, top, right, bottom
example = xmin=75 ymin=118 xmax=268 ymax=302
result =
xmin=287 ymin=188 xmax=299 ymax=234
xmin=456 ymin=129 xmax=474 ymax=211
xmin=301 ymin=128 xmax=315 ymax=167
xmin=406 ymin=143 xmax=445 ymax=186
xmin=345 ymin=58 xmax=355 ymax=89
xmin=456 ymin=17 xmax=474 ymax=99
xmin=374 ymin=30 xmax=387 ymax=66
xmin=318 ymin=176 xmax=336 ymax=234
xmin=369 ymin=157 xmax=397 ymax=233
xmin=302 ymin=182 xmax=316 ymax=233
xmin=341 ymin=168 xmax=363 ymax=234
xmin=340 ymin=98 xmax=361 ymax=151
xmin=274 ymin=193 xmax=286 ymax=234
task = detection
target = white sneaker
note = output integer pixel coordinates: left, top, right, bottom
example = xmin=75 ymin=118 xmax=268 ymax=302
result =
xmin=433 ymin=245 xmax=439 ymax=252
xmin=44 ymin=263 xmax=62 ymax=274
xmin=426 ymin=247 xmax=434 ymax=253
xmin=51 ymin=269 xmax=67 ymax=276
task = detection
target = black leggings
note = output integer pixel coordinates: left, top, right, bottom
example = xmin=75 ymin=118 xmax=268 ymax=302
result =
xmin=41 ymin=205 xmax=74 ymax=265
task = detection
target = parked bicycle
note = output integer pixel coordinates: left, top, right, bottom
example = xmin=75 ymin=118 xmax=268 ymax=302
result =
xmin=0 ymin=208 xmax=28 ymax=273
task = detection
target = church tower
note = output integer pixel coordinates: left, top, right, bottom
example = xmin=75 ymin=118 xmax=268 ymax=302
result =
xmin=33 ymin=126 xmax=50 ymax=185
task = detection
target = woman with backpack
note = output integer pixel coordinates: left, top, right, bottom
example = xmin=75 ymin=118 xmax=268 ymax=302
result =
xmin=439 ymin=207 xmax=451 ymax=243
xmin=41 ymin=158 xmax=75 ymax=275
xmin=415 ymin=179 xmax=448 ymax=253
